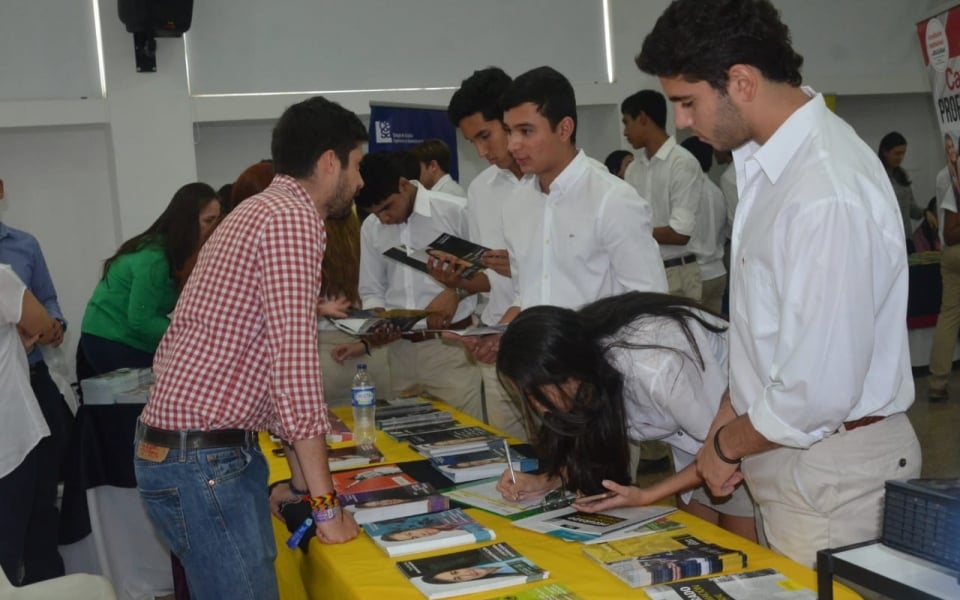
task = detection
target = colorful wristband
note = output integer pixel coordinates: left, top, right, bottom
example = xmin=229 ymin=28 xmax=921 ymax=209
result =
xmin=713 ymin=424 xmax=742 ymax=465
xmin=306 ymin=492 xmax=340 ymax=511
xmin=312 ymin=507 xmax=339 ymax=523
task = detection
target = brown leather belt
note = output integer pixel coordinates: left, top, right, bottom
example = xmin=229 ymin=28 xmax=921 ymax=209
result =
xmin=403 ymin=316 xmax=472 ymax=343
xmin=138 ymin=421 xmax=254 ymax=449
xmin=842 ymin=415 xmax=885 ymax=432
xmin=663 ymin=254 xmax=697 ymax=269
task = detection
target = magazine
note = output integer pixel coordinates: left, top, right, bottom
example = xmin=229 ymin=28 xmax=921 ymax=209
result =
xmin=443 ymin=479 xmax=576 ymax=519
xmin=327 ymin=445 xmax=384 ymax=472
xmin=329 ymin=309 xmax=432 ymax=336
xmin=580 ymin=517 xmax=685 ymax=545
xmin=331 ymin=464 xmax=418 ymax=494
xmin=339 ymin=481 xmax=450 ymax=524
xmin=383 ymin=233 xmax=491 ymax=281
xmin=431 ymin=446 xmax=538 ymax=483
xmin=384 ymin=420 xmax=466 ymax=440
xmin=643 ymin=568 xmax=816 ymax=600
xmin=407 ymin=426 xmax=503 ymax=458
xmin=379 ymin=410 xmax=455 ymax=431
xmin=483 ymin=582 xmax=584 ymax=599
xmin=364 ymin=508 xmax=495 ymax=557
xmin=512 ymin=504 xmax=677 ymax=543
xmin=582 ymin=534 xmax=747 ymax=588
xmin=397 ymin=542 xmax=549 ymax=600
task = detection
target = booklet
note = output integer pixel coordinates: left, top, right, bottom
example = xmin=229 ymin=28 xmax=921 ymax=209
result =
xmin=582 ymin=533 xmax=746 ymax=588
xmin=380 ymin=410 xmax=456 ymax=431
xmin=384 ymin=420 xmax=466 ymax=440
xmin=443 ymin=479 xmax=577 ymax=520
xmin=331 ymin=464 xmax=418 ymax=494
xmin=383 ymin=233 xmax=491 ymax=281
xmin=325 ymin=412 xmax=353 ymax=443
xmin=580 ymin=517 xmax=685 ymax=545
xmin=397 ymin=542 xmax=549 ymax=600
xmin=431 ymin=446 xmax=538 ymax=484
xmin=364 ymin=508 xmax=495 ymax=557
xmin=482 ymin=582 xmax=584 ymax=599
xmin=643 ymin=568 xmax=816 ymax=600
xmin=407 ymin=426 xmax=503 ymax=458
xmin=340 ymin=481 xmax=450 ymax=525
xmin=329 ymin=309 xmax=432 ymax=336
xmin=327 ymin=445 xmax=384 ymax=472
xmin=512 ymin=504 xmax=677 ymax=543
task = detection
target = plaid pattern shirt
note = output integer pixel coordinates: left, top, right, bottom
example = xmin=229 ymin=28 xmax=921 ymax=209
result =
xmin=141 ymin=175 xmax=330 ymax=441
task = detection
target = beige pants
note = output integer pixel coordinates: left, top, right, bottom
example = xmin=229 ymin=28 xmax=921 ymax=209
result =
xmin=929 ymin=244 xmax=960 ymax=391
xmin=387 ymin=338 xmax=483 ymax=420
xmin=665 ymin=262 xmax=702 ymax=301
xmin=741 ymin=413 xmax=921 ymax=567
xmin=700 ymin=275 xmax=727 ymax=314
xmin=479 ymin=362 xmax=527 ymax=442
xmin=318 ymin=328 xmax=393 ymax=408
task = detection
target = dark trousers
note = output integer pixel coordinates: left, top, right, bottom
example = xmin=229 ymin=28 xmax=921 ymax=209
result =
xmin=78 ymin=333 xmax=154 ymax=378
xmin=0 ymin=362 xmax=72 ymax=585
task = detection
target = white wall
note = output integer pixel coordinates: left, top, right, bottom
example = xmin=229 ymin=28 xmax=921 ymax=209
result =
xmin=0 ymin=0 xmax=951 ymax=382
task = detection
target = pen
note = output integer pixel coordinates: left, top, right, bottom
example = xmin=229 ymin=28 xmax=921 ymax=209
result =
xmin=286 ymin=516 xmax=313 ymax=549
xmin=503 ymin=438 xmax=517 ymax=484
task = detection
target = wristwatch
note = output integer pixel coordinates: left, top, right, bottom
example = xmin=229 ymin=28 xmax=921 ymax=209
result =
xmin=451 ymin=287 xmax=470 ymax=300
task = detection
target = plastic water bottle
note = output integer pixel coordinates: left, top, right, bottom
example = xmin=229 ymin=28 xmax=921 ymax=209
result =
xmin=351 ymin=364 xmax=376 ymax=444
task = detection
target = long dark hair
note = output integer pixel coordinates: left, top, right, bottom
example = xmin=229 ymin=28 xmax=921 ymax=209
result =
xmin=496 ymin=292 xmax=727 ymax=495
xmin=102 ymin=182 xmax=219 ymax=280
xmin=878 ymin=131 xmax=911 ymax=186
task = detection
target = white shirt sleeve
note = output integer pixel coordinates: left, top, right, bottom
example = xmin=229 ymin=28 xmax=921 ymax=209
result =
xmin=597 ymin=187 xmax=668 ymax=293
xmin=667 ymin=156 xmax=704 ymax=237
xmin=357 ymin=219 xmax=388 ymax=310
xmin=0 ymin=264 xmax=26 ymax=325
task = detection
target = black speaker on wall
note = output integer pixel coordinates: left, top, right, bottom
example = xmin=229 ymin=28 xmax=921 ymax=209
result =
xmin=118 ymin=0 xmax=194 ymax=72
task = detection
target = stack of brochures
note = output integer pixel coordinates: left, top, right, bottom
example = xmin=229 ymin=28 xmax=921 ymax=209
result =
xmin=643 ymin=568 xmax=816 ymax=600
xmin=406 ymin=426 xmax=504 ymax=458
xmin=429 ymin=446 xmax=538 ymax=484
xmin=364 ymin=508 xmax=495 ymax=557
xmin=333 ymin=465 xmax=449 ymax=524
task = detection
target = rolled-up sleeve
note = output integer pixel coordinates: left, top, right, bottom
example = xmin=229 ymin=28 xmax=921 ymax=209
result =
xmin=666 ymin=156 xmax=703 ymax=237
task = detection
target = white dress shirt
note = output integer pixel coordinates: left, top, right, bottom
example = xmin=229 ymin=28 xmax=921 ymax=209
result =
xmin=0 ymin=264 xmax=48 ymax=479
xmin=466 ymin=165 xmax=533 ymax=325
xmin=691 ymin=176 xmax=728 ymax=281
xmin=359 ymin=183 xmax=476 ymax=323
xmin=935 ymin=166 xmax=957 ymax=247
xmin=503 ymin=150 xmax=667 ymax=310
xmin=432 ymin=173 xmax=466 ymax=197
xmin=624 ymin=136 xmax=704 ymax=260
xmin=719 ymin=163 xmax=739 ymax=230
xmin=729 ymin=89 xmax=914 ymax=449
xmin=607 ymin=311 xmax=728 ymax=502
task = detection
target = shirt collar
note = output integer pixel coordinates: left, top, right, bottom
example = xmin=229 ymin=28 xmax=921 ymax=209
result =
xmin=650 ymin=136 xmax=677 ymax=162
xmin=269 ymin=173 xmax=316 ymax=207
xmin=739 ymin=87 xmax=822 ymax=186
xmin=435 ymin=173 xmax=452 ymax=188
xmin=542 ymin=149 xmax=587 ymax=194
xmin=411 ymin=181 xmax=433 ymax=218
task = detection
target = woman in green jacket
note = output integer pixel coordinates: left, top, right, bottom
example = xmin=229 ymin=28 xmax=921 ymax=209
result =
xmin=79 ymin=182 xmax=221 ymax=374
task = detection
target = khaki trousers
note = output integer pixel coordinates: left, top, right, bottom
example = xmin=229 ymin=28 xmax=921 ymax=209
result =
xmin=741 ymin=413 xmax=921 ymax=567
xmin=665 ymin=262 xmax=702 ymax=301
xmin=928 ymin=244 xmax=960 ymax=391
xmin=318 ymin=329 xmax=393 ymax=408
xmin=387 ymin=338 xmax=483 ymax=421
xmin=479 ymin=362 xmax=527 ymax=442
xmin=700 ymin=275 xmax=727 ymax=314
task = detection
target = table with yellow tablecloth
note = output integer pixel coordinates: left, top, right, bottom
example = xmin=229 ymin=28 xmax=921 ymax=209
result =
xmin=265 ymin=401 xmax=860 ymax=600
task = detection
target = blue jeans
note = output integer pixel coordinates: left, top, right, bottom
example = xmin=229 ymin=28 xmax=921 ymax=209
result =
xmin=133 ymin=427 xmax=278 ymax=600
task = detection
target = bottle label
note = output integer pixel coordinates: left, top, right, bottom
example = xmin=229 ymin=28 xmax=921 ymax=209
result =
xmin=351 ymin=386 xmax=375 ymax=407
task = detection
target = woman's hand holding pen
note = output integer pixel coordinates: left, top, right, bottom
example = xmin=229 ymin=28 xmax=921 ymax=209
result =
xmin=495 ymin=471 xmax=559 ymax=502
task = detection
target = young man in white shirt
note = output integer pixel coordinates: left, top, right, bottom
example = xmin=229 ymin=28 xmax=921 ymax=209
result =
xmin=430 ymin=67 xmax=530 ymax=440
xmin=412 ymin=139 xmax=466 ymax=197
xmin=622 ymin=90 xmax=704 ymax=300
xmin=463 ymin=67 xmax=667 ymax=368
xmin=639 ymin=0 xmax=921 ymax=567
xmin=354 ymin=152 xmax=482 ymax=420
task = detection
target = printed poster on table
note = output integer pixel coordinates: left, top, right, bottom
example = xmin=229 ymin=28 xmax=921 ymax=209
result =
xmin=918 ymin=6 xmax=960 ymax=213
xmin=368 ymin=103 xmax=460 ymax=180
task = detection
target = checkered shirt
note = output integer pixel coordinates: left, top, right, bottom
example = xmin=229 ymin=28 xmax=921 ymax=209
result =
xmin=140 ymin=174 xmax=330 ymax=441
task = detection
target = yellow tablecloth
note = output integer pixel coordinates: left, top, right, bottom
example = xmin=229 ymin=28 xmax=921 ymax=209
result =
xmin=266 ymin=402 xmax=860 ymax=600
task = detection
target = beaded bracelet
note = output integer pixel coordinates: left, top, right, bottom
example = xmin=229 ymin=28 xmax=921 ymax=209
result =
xmin=306 ymin=492 xmax=340 ymax=510
xmin=713 ymin=424 xmax=742 ymax=465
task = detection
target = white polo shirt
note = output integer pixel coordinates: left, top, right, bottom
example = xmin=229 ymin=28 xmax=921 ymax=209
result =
xmin=624 ymin=136 xmax=704 ymax=260
xmin=432 ymin=174 xmax=466 ymax=197
xmin=691 ymin=176 xmax=728 ymax=281
xmin=466 ymin=165 xmax=533 ymax=325
xmin=729 ymin=89 xmax=914 ymax=449
xmin=0 ymin=264 xmax=48 ymax=478
xmin=502 ymin=150 xmax=667 ymax=310
xmin=359 ymin=183 xmax=476 ymax=323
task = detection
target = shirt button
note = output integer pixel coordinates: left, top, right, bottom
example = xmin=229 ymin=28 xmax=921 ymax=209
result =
xmin=677 ymin=432 xmax=683 ymax=437
xmin=898 ymin=458 xmax=907 ymax=468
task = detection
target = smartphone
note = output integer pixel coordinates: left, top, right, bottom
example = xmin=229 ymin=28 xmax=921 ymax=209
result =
xmin=574 ymin=491 xmax=616 ymax=506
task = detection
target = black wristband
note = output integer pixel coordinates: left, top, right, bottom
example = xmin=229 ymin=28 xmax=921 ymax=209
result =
xmin=713 ymin=424 xmax=742 ymax=465
xmin=360 ymin=338 xmax=371 ymax=356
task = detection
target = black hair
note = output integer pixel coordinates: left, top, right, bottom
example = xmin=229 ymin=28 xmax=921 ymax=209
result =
xmin=412 ymin=139 xmax=452 ymax=173
xmin=878 ymin=131 xmax=911 ymax=186
xmin=447 ymin=67 xmax=513 ymax=126
xmin=355 ymin=152 xmax=415 ymax=210
xmin=680 ymin=136 xmax=713 ymax=173
xmin=271 ymin=96 xmax=366 ymax=178
xmin=500 ymin=66 xmax=577 ymax=144
xmin=102 ymin=182 xmax=219 ymax=280
xmin=603 ymin=150 xmax=633 ymax=176
xmin=621 ymin=90 xmax=667 ymax=129
xmin=496 ymin=292 xmax=726 ymax=495
xmin=636 ymin=0 xmax=804 ymax=92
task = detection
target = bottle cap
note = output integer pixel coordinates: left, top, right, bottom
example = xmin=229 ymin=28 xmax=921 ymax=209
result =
xmin=357 ymin=363 xmax=367 ymax=370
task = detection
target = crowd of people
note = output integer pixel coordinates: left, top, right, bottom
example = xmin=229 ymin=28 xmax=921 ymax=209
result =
xmin=0 ymin=0 xmax=941 ymax=598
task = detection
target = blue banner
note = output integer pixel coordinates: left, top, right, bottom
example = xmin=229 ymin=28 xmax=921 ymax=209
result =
xmin=368 ymin=103 xmax=460 ymax=180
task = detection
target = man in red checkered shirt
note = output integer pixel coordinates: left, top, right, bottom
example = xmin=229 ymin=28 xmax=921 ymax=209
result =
xmin=134 ymin=96 xmax=366 ymax=600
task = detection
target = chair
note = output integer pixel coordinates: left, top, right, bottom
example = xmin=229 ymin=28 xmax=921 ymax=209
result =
xmin=0 ymin=568 xmax=116 ymax=600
